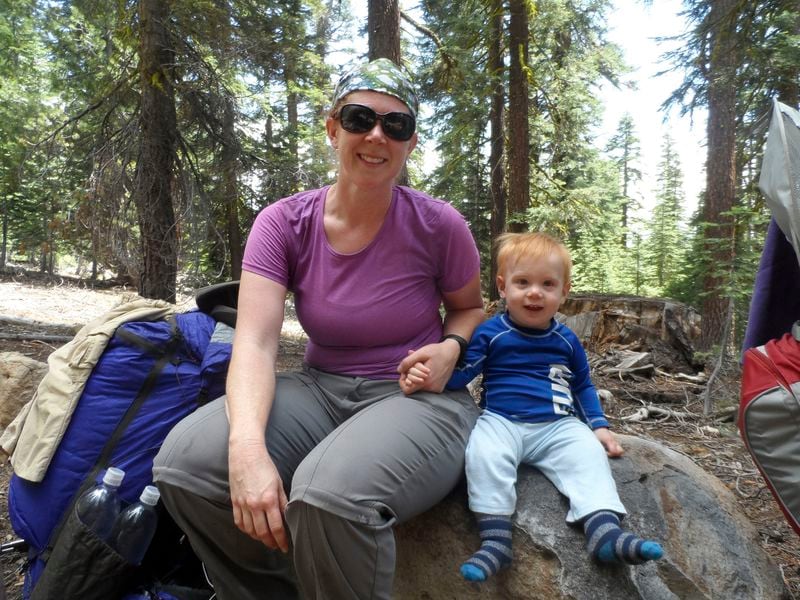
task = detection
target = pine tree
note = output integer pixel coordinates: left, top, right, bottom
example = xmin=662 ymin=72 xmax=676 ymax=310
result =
xmin=643 ymin=135 xmax=687 ymax=295
xmin=605 ymin=114 xmax=642 ymax=247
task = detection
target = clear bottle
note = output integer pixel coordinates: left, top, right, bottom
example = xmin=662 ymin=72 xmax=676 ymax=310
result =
xmin=110 ymin=485 xmax=160 ymax=566
xmin=75 ymin=466 xmax=125 ymax=542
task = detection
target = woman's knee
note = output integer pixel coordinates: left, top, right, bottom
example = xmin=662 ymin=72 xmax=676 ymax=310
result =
xmin=153 ymin=397 xmax=231 ymax=497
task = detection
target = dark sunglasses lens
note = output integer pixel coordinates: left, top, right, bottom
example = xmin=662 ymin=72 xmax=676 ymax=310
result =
xmin=340 ymin=105 xmax=376 ymax=133
xmin=383 ymin=114 xmax=415 ymax=141
xmin=339 ymin=105 xmax=415 ymax=141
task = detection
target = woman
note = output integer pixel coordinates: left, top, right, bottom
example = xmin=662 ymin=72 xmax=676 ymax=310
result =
xmin=153 ymin=58 xmax=484 ymax=600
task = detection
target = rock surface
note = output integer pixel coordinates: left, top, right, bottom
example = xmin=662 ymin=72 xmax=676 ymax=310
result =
xmin=394 ymin=435 xmax=788 ymax=600
xmin=0 ymin=352 xmax=47 ymax=434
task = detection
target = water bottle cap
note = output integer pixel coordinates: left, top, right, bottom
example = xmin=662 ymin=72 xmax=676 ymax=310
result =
xmin=103 ymin=467 xmax=125 ymax=487
xmin=140 ymin=485 xmax=160 ymax=506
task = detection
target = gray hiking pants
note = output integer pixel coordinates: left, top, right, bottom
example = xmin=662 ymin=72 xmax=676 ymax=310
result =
xmin=152 ymin=366 xmax=479 ymax=600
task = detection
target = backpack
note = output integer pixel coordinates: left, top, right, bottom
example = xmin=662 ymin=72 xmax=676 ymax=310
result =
xmin=5 ymin=298 xmax=234 ymax=599
xmin=739 ymin=321 xmax=800 ymax=536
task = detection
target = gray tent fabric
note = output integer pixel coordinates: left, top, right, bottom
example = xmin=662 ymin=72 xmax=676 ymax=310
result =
xmin=759 ymin=99 xmax=800 ymax=263
xmin=743 ymin=100 xmax=800 ymax=353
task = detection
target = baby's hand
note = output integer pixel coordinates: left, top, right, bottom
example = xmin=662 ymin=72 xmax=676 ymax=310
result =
xmin=398 ymin=360 xmax=431 ymax=395
xmin=594 ymin=427 xmax=624 ymax=458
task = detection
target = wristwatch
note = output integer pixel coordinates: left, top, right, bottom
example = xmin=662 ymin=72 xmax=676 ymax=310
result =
xmin=439 ymin=333 xmax=468 ymax=366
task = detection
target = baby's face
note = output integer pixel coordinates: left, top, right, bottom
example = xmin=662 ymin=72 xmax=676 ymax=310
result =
xmin=497 ymin=253 xmax=569 ymax=330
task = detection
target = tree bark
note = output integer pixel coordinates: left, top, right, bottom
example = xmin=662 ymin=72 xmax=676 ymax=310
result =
xmin=698 ymin=0 xmax=739 ymax=350
xmin=134 ymin=0 xmax=178 ymax=302
xmin=621 ymin=131 xmax=632 ymax=246
xmin=285 ymin=1 xmax=301 ymax=193
xmin=368 ymin=0 xmax=406 ymax=185
xmin=222 ymin=97 xmax=243 ymax=280
xmin=488 ymin=0 xmax=506 ymax=300
xmin=368 ymin=0 xmax=401 ymax=63
xmin=507 ymin=0 xmax=530 ymax=233
xmin=1 ymin=195 xmax=8 ymax=269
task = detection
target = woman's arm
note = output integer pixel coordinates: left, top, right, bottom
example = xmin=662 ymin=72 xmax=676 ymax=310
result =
xmin=398 ymin=272 xmax=484 ymax=393
xmin=225 ymin=271 xmax=290 ymax=552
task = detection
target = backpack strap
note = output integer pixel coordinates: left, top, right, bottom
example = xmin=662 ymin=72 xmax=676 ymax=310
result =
xmin=41 ymin=316 xmax=184 ymax=564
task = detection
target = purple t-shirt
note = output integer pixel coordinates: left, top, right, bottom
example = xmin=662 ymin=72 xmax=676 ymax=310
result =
xmin=241 ymin=185 xmax=480 ymax=379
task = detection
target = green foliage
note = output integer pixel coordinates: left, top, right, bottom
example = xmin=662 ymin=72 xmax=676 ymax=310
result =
xmin=656 ymin=0 xmax=799 ymax=350
xmin=0 ymin=0 xmax=788 ymax=327
xmin=641 ymin=135 xmax=688 ymax=294
xmin=1 ymin=0 xmax=353 ymax=284
xmin=568 ymin=157 xmax=630 ymax=293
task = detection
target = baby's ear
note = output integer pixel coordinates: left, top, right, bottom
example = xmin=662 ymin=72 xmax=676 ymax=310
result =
xmin=561 ymin=280 xmax=571 ymax=301
xmin=496 ymin=275 xmax=506 ymax=298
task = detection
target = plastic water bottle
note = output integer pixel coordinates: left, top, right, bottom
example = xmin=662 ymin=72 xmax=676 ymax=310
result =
xmin=75 ymin=466 xmax=125 ymax=541
xmin=110 ymin=485 xmax=160 ymax=566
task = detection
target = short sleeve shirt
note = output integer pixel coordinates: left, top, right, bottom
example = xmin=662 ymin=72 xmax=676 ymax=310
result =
xmin=241 ymin=185 xmax=480 ymax=379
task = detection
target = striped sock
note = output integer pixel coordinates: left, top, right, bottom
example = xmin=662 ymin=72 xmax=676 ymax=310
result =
xmin=460 ymin=514 xmax=513 ymax=582
xmin=583 ymin=510 xmax=663 ymax=565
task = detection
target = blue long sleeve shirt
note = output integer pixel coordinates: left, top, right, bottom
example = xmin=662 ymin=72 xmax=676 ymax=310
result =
xmin=447 ymin=313 xmax=609 ymax=429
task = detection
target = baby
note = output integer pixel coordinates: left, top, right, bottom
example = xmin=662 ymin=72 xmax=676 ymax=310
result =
xmin=403 ymin=231 xmax=663 ymax=581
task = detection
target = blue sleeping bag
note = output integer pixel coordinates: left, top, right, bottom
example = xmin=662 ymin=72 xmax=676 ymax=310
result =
xmin=8 ymin=310 xmax=232 ymax=595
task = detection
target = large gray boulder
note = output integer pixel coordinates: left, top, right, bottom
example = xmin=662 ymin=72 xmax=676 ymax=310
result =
xmin=395 ymin=435 xmax=787 ymax=599
xmin=0 ymin=352 xmax=47 ymax=434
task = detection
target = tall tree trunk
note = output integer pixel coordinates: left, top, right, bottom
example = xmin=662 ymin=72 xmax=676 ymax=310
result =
xmin=368 ymin=0 xmax=406 ymax=184
xmin=507 ymin=0 xmax=530 ymax=233
xmin=285 ymin=1 xmax=301 ymax=193
xmin=488 ymin=0 xmax=506 ymax=300
xmin=1 ymin=194 xmax=8 ymax=269
xmin=310 ymin=3 xmax=333 ymax=188
xmin=39 ymin=212 xmax=47 ymax=273
xmin=134 ymin=0 xmax=178 ymax=302
xmin=90 ymin=199 xmax=98 ymax=281
xmin=698 ymin=0 xmax=739 ymax=350
xmin=222 ymin=97 xmax=243 ymax=280
xmin=368 ymin=0 xmax=400 ymax=63
xmin=621 ymin=138 xmax=631 ymax=246
xmin=285 ymin=65 xmax=299 ymax=192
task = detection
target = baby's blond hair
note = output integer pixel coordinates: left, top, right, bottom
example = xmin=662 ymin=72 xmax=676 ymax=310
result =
xmin=494 ymin=231 xmax=572 ymax=283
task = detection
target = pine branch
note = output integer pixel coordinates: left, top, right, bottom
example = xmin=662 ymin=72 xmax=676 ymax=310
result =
xmin=34 ymin=64 xmax=137 ymax=151
xmin=400 ymin=10 xmax=456 ymax=69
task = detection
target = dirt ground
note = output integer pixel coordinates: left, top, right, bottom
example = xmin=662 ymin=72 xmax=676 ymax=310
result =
xmin=0 ymin=270 xmax=799 ymax=598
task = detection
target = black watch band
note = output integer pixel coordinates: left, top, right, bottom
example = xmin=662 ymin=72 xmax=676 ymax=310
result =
xmin=440 ymin=333 xmax=468 ymax=366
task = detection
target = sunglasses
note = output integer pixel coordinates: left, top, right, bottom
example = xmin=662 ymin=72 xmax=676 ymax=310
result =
xmin=336 ymin=103 xmax=416 ymax=142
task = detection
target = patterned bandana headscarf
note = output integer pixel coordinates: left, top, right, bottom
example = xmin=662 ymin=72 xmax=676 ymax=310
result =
xmin=331 ymin=58 xmax=419 ymax=118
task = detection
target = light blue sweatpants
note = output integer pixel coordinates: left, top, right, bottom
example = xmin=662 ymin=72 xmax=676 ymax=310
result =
xmin=465 ymin=412 xmax=626 ymax=522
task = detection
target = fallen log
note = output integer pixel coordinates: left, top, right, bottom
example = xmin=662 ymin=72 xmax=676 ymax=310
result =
xmin=0 ymin=315 xmax=69 ymax=329
xmin=0 ymin=333 xmax=73 ymax=343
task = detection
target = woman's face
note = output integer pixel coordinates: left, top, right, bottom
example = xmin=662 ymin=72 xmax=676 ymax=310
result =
xmin=326 ymin=90 xmax=418 ymax=189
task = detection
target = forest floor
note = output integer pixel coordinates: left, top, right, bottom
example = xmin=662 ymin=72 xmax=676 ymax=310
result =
xmin=0 ymin=269 xmax=798 ymax=599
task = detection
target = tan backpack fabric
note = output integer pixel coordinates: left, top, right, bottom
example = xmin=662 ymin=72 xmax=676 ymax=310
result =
xmin=0 ymin=298 xmax=175 ymax=482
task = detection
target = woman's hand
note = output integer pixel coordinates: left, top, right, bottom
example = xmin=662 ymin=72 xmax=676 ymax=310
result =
xmin=228 ymin=438 xmax=289 ymax=552
xmin=397 ymin=339 xmax=461 ymax=393
xmin=594 ymin=427 xmax=624 ymax=458
xmin=401 ymin=272 xmax=483 ymax=393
